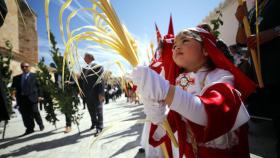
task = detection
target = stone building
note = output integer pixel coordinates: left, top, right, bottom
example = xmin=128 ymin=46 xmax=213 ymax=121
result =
xmin=0 ymin=0 xmax=38 ymax=75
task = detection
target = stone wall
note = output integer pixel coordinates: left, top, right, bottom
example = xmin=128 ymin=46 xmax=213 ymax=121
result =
xmin=18 ymin=0 xmax=38 ymax=65
xmin=0 ymin=0 xmax=20 ymax=53
xmin=0 ymin=0 xmax=38 ymax=76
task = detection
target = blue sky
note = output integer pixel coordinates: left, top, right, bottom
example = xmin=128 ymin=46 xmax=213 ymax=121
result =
xmin=26 ymin=0 xmax=222 ymax=75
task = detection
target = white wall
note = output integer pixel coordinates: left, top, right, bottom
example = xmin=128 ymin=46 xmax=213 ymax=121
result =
xmin=218 ymin=0 xmax=238 ymax=46
xmin=202 ymin=0 xmax=254 ymax=46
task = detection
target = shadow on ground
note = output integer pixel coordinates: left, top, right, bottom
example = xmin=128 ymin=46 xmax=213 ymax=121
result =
xmin=0 ymin=127 xmax=64 ymax=149
xmin=0 ymin=128 xmax=93 ymax=158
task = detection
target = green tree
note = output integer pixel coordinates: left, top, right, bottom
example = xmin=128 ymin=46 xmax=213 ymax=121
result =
xmin=37 ymin=32 xmax=82 ymax=131
xmin=0 ymin=40 xmax=13 ymax=115
xmin=36 ymin=57 xmax=59 ymax=126
xmin=210 ymin=10 xmax=224 ymax=38
xmin=210 ymin=10 xmax=235 ymax=63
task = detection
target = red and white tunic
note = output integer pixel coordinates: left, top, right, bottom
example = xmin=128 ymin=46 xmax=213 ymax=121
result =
xmin=150 ymin=67 xmax=250 ymax=158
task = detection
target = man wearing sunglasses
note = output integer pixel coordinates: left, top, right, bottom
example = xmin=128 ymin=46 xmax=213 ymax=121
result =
xmin=12 ymin=62 xmax=44 ymax=136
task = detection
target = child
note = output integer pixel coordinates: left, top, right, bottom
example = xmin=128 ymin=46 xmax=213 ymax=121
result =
xmin=132 ymin=27 xmax=256 ymax=158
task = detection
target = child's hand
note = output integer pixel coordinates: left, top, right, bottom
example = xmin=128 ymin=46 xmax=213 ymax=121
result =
xmin=131 ymin=66 xmax=170 ymax=101
xmin=143 ymin=99 xmax=167 ymax=125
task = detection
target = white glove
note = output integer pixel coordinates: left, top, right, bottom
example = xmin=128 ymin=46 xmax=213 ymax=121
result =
xmin=142 ymin=97 xmax=168 ymax=125
xmin=153 ymin=125 xmax=167 ymax=141
xmin=131 ymin=66 xmax=170 ymax=101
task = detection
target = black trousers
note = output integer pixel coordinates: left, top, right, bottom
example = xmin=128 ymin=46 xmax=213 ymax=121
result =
xmin=19 ymin=96 xmax=43 ymax=131
xmin=82 ymin=98 xmax=87 ymax=109
xmin=86 ymin=102 xmax=103 ymax=129
xmin=65 ymin=114 xmax=71 ymax=127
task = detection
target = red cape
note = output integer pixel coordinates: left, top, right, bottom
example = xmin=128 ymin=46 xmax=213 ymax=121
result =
xmin=149 ymin=83 xmax=250 ymax=158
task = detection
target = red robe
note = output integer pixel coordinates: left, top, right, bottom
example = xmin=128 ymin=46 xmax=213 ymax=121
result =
xmin=149 ymin=83 xmax=250 ymax=158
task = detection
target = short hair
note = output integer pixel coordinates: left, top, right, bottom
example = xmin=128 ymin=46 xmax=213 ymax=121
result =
xmin=20 ymin=62 xmax=30 ymax=67
xmin=50 ymin=63 xmax=57 ymax=68
xmin=84 ymin=53 xmax=94 ymax=60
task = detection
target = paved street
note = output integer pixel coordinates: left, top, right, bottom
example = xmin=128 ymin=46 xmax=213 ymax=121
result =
xmin=0 ymin=96 xmax=278 ymax=158
xmin=0 ymin=97 xmax=145 ymax=158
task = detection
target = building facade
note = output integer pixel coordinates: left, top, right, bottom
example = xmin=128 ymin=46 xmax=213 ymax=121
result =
xmin=0 ymin=0 xmax=38 ymax=75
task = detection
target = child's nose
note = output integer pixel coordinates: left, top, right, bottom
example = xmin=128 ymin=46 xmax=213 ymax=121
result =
xmin=175 ymin=45 xmax=180 ymax=51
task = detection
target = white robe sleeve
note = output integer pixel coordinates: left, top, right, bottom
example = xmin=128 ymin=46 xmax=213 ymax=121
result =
xmin=170 ymin=86 xmax=207 ymax=126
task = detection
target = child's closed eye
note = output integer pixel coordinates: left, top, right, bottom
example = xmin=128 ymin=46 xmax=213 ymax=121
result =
xmin=182 ymin=39 xmax=190 ymax=43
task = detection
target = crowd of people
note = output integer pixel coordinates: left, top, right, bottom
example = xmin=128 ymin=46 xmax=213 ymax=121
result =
xmin=104 ymin=82 xmax=123 ymax=104
xmin=124 ymin=80 xmax=140 ymax=104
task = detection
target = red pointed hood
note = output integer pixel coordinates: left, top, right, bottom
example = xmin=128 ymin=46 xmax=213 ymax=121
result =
xmin=167 ymin=15 xmax=174 ymax=36
xmin=155 ymin=23 xmax=162 ymax=44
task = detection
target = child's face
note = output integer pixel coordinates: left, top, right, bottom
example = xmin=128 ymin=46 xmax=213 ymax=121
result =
xmin=172 ymin=32 xmax=208 ymax=71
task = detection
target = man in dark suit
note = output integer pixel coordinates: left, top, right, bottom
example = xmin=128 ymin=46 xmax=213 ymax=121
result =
xmin=12 ymin=62 xmax=44 ymax=135
xmin=80 ymin=53 xmax=105 ymax=134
